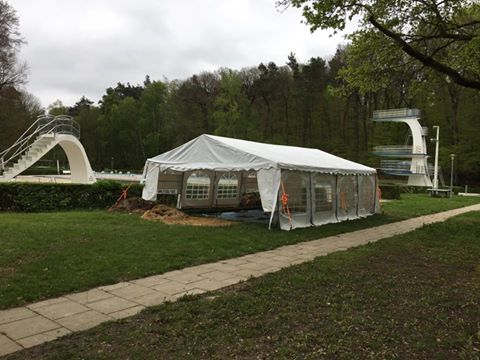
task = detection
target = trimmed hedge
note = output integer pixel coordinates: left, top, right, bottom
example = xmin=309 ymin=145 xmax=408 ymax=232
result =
xmin=0 ymin=181 xmax=143 ymax=212
xmin=379 ymin=184 xmax=401 ymax=200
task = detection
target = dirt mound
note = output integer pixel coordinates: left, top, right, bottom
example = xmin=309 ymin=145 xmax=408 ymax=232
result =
xmin=142 ymin=204 xmax=188 ymax=221
xmin=109 ymin=197 xmax=155 ymax=213
xmin=142 ymin=204 xmax=235 ymax=227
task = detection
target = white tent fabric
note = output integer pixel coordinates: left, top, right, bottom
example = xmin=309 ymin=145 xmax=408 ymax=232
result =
xmin=141 ymin=134 xmax=377 ymax=230
xmin=143 ymin=134 xmax=376 ymax=174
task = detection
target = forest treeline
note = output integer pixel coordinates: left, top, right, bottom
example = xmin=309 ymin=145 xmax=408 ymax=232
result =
xmin=1 ymin=48 xmax=480 ymax=185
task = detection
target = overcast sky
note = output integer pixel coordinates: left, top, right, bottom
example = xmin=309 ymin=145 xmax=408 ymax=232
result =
xmin=12 ymin=0 xmax=349 ymax=108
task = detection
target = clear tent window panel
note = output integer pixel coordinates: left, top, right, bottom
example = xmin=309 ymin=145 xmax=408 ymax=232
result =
xmin=311 ymin=173 xmax=337 ymax=226
xmin=185 ymin=171 xmax=211 ymax=200
xmin=337 ymin=175 xmax=358 ymax=220
xmin=217 ymin=172 xmax=239 ymax=199
xmin=314 ymin=177 xmax=335 ymax=212
xmin=280 ymin=171 xmax=309 ymax=215
xmin=358 ymin=175 xmax=376 ymax=215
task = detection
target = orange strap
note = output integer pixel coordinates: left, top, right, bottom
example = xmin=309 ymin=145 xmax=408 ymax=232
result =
xmin=280 ymin=181 xmax=292 ymax=227
xmin=339 ymin=191 xmax=347 ymax=211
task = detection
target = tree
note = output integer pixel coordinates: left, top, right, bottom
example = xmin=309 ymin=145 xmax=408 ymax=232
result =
xmin=68 ymin=96 xmax=93 ymax=117
xmin=48 ymin=100 xmax=68 ymax=116
xmin=0 ymin=1 xmax=27 ymax=92
xmin=279 ymin=0 xmax=480 ymax=90
xmin=139 ymin=80 xmax=169 ymax=155
xmin=212 ymin=69 xmax=258 ymax=139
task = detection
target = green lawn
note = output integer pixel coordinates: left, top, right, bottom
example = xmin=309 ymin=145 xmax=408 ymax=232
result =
xmin=7 ymin=211 xmax=480 ymax=359
xmin=0 ymin=194 xmax=479 ymax=310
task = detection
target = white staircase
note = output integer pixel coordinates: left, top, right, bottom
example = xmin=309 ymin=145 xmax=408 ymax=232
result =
xmin=1 ymin=134 xmax=57 ymax=181
xmin=0 ymin=115 xmax=95 ymax=183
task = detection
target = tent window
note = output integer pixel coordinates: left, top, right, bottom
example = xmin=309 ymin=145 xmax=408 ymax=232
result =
xmin=217 ymin=173 xmax=238 ymax=199
xmin=315 ymin=183 xmax=334 ymax=211
xmin=185 ymin=172 xmax=211 ymax=200
xmin=282 ymin=172 xmax=308 ymax=214
xmin=242 ymin=172 xmax=258 ymax=193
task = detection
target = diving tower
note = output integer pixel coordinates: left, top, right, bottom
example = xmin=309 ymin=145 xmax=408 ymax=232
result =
xmin=0 ymin=115 xmax=95 ymax=183
xmin=372 ymin=108 xmax=432 ymax=187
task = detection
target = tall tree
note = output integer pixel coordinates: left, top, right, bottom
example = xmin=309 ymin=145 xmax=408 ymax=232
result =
xmin=0 ymin=1 xmax=27 ymax=92
xmin=279 ymin=0 xmax=480 ymax=90
xmin=213 ymin=69 xmax=258 ymax=139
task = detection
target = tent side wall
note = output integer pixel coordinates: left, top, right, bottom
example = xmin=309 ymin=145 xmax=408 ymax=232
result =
xmin=278 ymin=170 xmax=378 ymax=231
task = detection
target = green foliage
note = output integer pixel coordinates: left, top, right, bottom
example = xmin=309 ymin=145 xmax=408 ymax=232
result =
xmin=281 ymin=0 xmax=480 ymax=90
xmin=213 ymin=69 xmax=258 ymax=139
xmin=0 ymin=181 xmax=143 ymax=212
xmin=380 ymin=184 xmax=401 ymax=199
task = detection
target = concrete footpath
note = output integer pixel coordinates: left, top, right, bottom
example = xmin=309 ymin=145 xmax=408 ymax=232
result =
xmin=1 ymin=204 xmax=480 ymax=357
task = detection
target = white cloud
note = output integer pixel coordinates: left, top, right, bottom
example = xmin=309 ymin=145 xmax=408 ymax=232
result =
xmin=12 ymin=0 xmax=349 ymax=107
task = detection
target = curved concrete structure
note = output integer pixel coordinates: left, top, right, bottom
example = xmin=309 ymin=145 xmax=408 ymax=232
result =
xmin=0 ymin=133 xmax=95 ymax=184
xmin=56 ymin=135 xmax=96 ymax=183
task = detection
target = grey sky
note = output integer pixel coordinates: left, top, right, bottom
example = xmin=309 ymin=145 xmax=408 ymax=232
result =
xmin=12 ymin=0 xmax=348 ymax=107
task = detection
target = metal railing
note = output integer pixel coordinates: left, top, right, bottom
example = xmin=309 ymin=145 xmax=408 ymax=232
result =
xmin=373 ymin=145 xmax=413 ymax=156
xmin=37 ymin=115 xmax=80 ymax=138
xmin=379 ymin=160 xmax=426 ymax=175
xmin=372 ymin=108 xmax=421 ymax=119
xmin=0 ymin=115 xmax=80 ymax=172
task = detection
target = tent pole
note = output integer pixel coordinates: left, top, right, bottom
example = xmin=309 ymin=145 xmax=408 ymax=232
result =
xmin=335 ymin=175 xmax=339 ymax=222
xmin=356 ymin=175 xmax=360 ymax=218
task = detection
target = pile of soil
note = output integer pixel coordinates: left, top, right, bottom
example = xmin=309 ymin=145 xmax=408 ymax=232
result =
xmin=142 ymin=204 xmax=235 ymax=227
xmin=109 ymin=197 xmax=155 ymax=213
xmin=142 ymin=204 xmax=188 ymax=221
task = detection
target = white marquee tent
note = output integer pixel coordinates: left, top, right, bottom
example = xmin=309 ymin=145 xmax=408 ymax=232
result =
xmin=142 ymin=134 xmax=379 ymax=230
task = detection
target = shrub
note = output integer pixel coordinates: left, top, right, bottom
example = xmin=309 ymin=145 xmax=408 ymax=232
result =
xmin=380 ymin=184 xmax=401 ymax=200
xmin=0 ymin=181 xmax=143 ymax=212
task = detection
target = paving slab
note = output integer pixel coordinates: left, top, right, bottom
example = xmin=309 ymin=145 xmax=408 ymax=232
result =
xmin=200 ymin=271 xmax=238 ymax=282
xmin=151 ymin=280 xmax=198 ymax=295
xmin=0 ymin=334 xmax=22 ymax=357
xmin=134 ymin=291 xmax=172 ymax=307
xmin=99 ymin=282 xmax=130 ymax=292
xmin=206 ymin=262 xmax=242 ymax=273
xmin=16 ymin=327 xmax=71 ymax=348
xmin=66 ymin=289 xmax=113 ymax=305
xmin=86 ymin=297 xmax=139 ymax=315
xmin=131 ymin=275 xmax=171 ymax=288
xmin=180 ymin=264 xmax=218 ymax=275
xmin=109 ymin=305 xmax=145 ymax=320
xmin=171 ymin=288 xmax=207 ymax=300
xmin=0 ymin=307 xmax=36 ymax=325
xmin=189 ymin=279 xmax=225 ymax=292
xmin=0 ymin=315 xmax=60 ymax=340
xmin=163 ymin=271 xmax=204 ymax=284
xmin=32 ymin=299 xmax=89 ymax=320
xmin=56 ymin=310 xmax=111 ymax=332
xmin=28 ymin=297 xmax=69 ymax=310
xmin=107 ymin=283 xmax=157 ymax=301
xmin=220 ymin=276 xmax=249 ymax=287
xmin=221 ymin=258 xmax=251 ymax=266
xmin=236 ymin=262 xmax=272 ymax=271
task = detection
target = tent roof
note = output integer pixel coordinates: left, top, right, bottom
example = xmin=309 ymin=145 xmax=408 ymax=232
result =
xmin=146 ymin=134 xmax=376 ymax=175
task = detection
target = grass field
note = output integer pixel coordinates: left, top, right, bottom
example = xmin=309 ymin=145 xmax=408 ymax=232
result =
xmin=6 ymin=210 xmax=480 ymax=359
xmin=0 ymin=194 xmax=479 ymax=310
